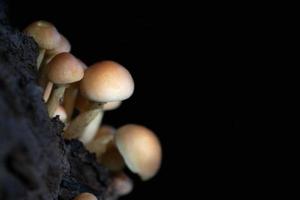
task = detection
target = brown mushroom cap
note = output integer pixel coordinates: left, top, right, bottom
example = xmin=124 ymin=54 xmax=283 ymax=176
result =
xmin=47 ymin=53 xmax=84 ymax=84
xmin=24 ymin=20 xmax=61 ymax=50
xmin=73 ymin=192 xmax=97 ymax=200
xmin=80 ymin=61 xmax=134 ymax=103
xmin=115 ymin=124 xmax=162 ymax=181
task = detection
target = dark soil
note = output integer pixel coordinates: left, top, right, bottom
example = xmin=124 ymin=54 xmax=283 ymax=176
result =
xmin=0 ymin=1 xmax=116 ymax=199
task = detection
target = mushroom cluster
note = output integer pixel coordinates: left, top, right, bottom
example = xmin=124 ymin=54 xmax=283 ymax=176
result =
xmin=24 ymin=20 xmax=162 ymax=199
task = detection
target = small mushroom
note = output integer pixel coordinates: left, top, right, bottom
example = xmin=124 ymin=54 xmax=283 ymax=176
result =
xmin=73 ymin=193 xmax=97 ymax=200
xmin=65 ymin=61 xmax=134 ymax=143
xmin=24 ymin=20 xmax=61 ymax=69
xmin=39 ymin=34 xmax=71 ymax=90
xmin=110 ymin=172 xmax=133 ymax=196
xmin=46 ymin=53 xmax=84 ymax=117
xmin=115 ymin=124 xmax=162 ymax=181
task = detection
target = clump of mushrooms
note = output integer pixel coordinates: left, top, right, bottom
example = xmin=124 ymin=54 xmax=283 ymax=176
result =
xmin=25 ymin=19 xmax=163 ymax=198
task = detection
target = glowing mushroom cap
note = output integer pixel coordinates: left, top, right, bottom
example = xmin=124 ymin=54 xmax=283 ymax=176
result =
xmin=24 ymin=20 xmax=61 ymax=49
xmin=47 ymin=53 xmax=84 ymax=84
xmin=80 ymin=61 xmax=134 ymax=103
xmin=73 ymin=192 xmax=97 ymax=200
xmin=115 ymin=124 xmax=162 ymax=181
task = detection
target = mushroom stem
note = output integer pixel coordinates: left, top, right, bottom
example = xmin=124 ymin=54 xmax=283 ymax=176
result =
xmin=43 ymin=82 xmax=53 ymax=102
xmin=79 ymin=110 xmax=104 ymax=144
xmin=64 ymin=103 xmax=103 ymax=140
xmin=46 ymin=85 xmax=67 ymax=117
xmin=37 ymin=48 xmax=46 ymax=70
xmin=63 ymin=84 xmax=79 ymax=122
xmin=38 ymin=57 xmax=51 ymax=90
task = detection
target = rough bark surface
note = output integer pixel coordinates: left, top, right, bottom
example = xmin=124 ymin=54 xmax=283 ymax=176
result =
xmin=0 ymin=1 xmax=116 ymax=199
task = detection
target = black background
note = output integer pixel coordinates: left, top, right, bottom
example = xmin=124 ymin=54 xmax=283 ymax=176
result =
xmin=8 ymin=1 xmax=238 ymax=199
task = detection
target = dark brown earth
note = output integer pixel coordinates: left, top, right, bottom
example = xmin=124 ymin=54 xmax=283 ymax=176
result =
xmin=0 ymin=1 xmax=116 ymax=199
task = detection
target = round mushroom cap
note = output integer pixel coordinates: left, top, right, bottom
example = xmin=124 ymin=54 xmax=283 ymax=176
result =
xmin=80 ymin=61 xmax=134 ymax=103
xmin=24 ymin=20 xmax=61 ymax=50
xmin=47 ymin=53 xmax=84 ymax=84
xmin=115 ymin=124 xmax=162 ymax=181
xmin=73 ymin=192 xmax=97 ymax=200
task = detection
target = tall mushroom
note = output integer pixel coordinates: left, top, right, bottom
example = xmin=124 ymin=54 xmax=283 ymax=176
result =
xmin=115 ymin=124 xmax=162 ymax=181
xmin=39 ymin=34 xmax=71 ymax=94
xmin=24 ymin=20 xmax=61 ymax=69
xmin=110 ymin=172 xmax=133 ymax=196
xmin=64 ymin=61 xmax=134 ymax=144
xmin=46 ymin=53 xmax=84 ymax=117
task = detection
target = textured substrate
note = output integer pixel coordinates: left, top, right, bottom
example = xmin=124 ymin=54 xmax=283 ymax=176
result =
xmin=0 ymin=1 xmax=116 ymax=199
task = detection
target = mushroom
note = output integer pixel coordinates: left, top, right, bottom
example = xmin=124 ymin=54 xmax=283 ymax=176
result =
xmin=46 ymin=53 xmax=84 ymax=117
xmin=73 ymin=193 xmax=97 ymax=200
xmin=115 ymin=124 xmax=162 ymax=181
xmin=62 ymin=62 xmax=87 ymax=122
xmin=110 ymin=172 xmax=133 ymax=196
xmin=39 ymin=34 xmax=71 ymax=90
xmin=24 ymin=20 xmax=61 ymax=69
xmin=86 ymin=125 xmax=115 ymax=157
xmin=64 ymin=61 xmax=134 ymax=143
xmin=53 ymin=105 xmax=67 ymax=123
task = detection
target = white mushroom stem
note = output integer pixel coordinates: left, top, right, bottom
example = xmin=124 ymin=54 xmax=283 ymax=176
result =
xmin=63 ymin=84 xmax=79 ymax=121
xmin=38 ymin=57 xmax=52 ymax=90
xmin=43 ymin=82 xmax=53 ymax=102
xmin=64 ymin=103 xmax=103 ymax=140
xmin=79 ymin=111 xmax=104 ymax=144
xmin=46 ymin=85 xmax=67 ymax=117
xmin=37 ymin=48 xmax=46 ymax=70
